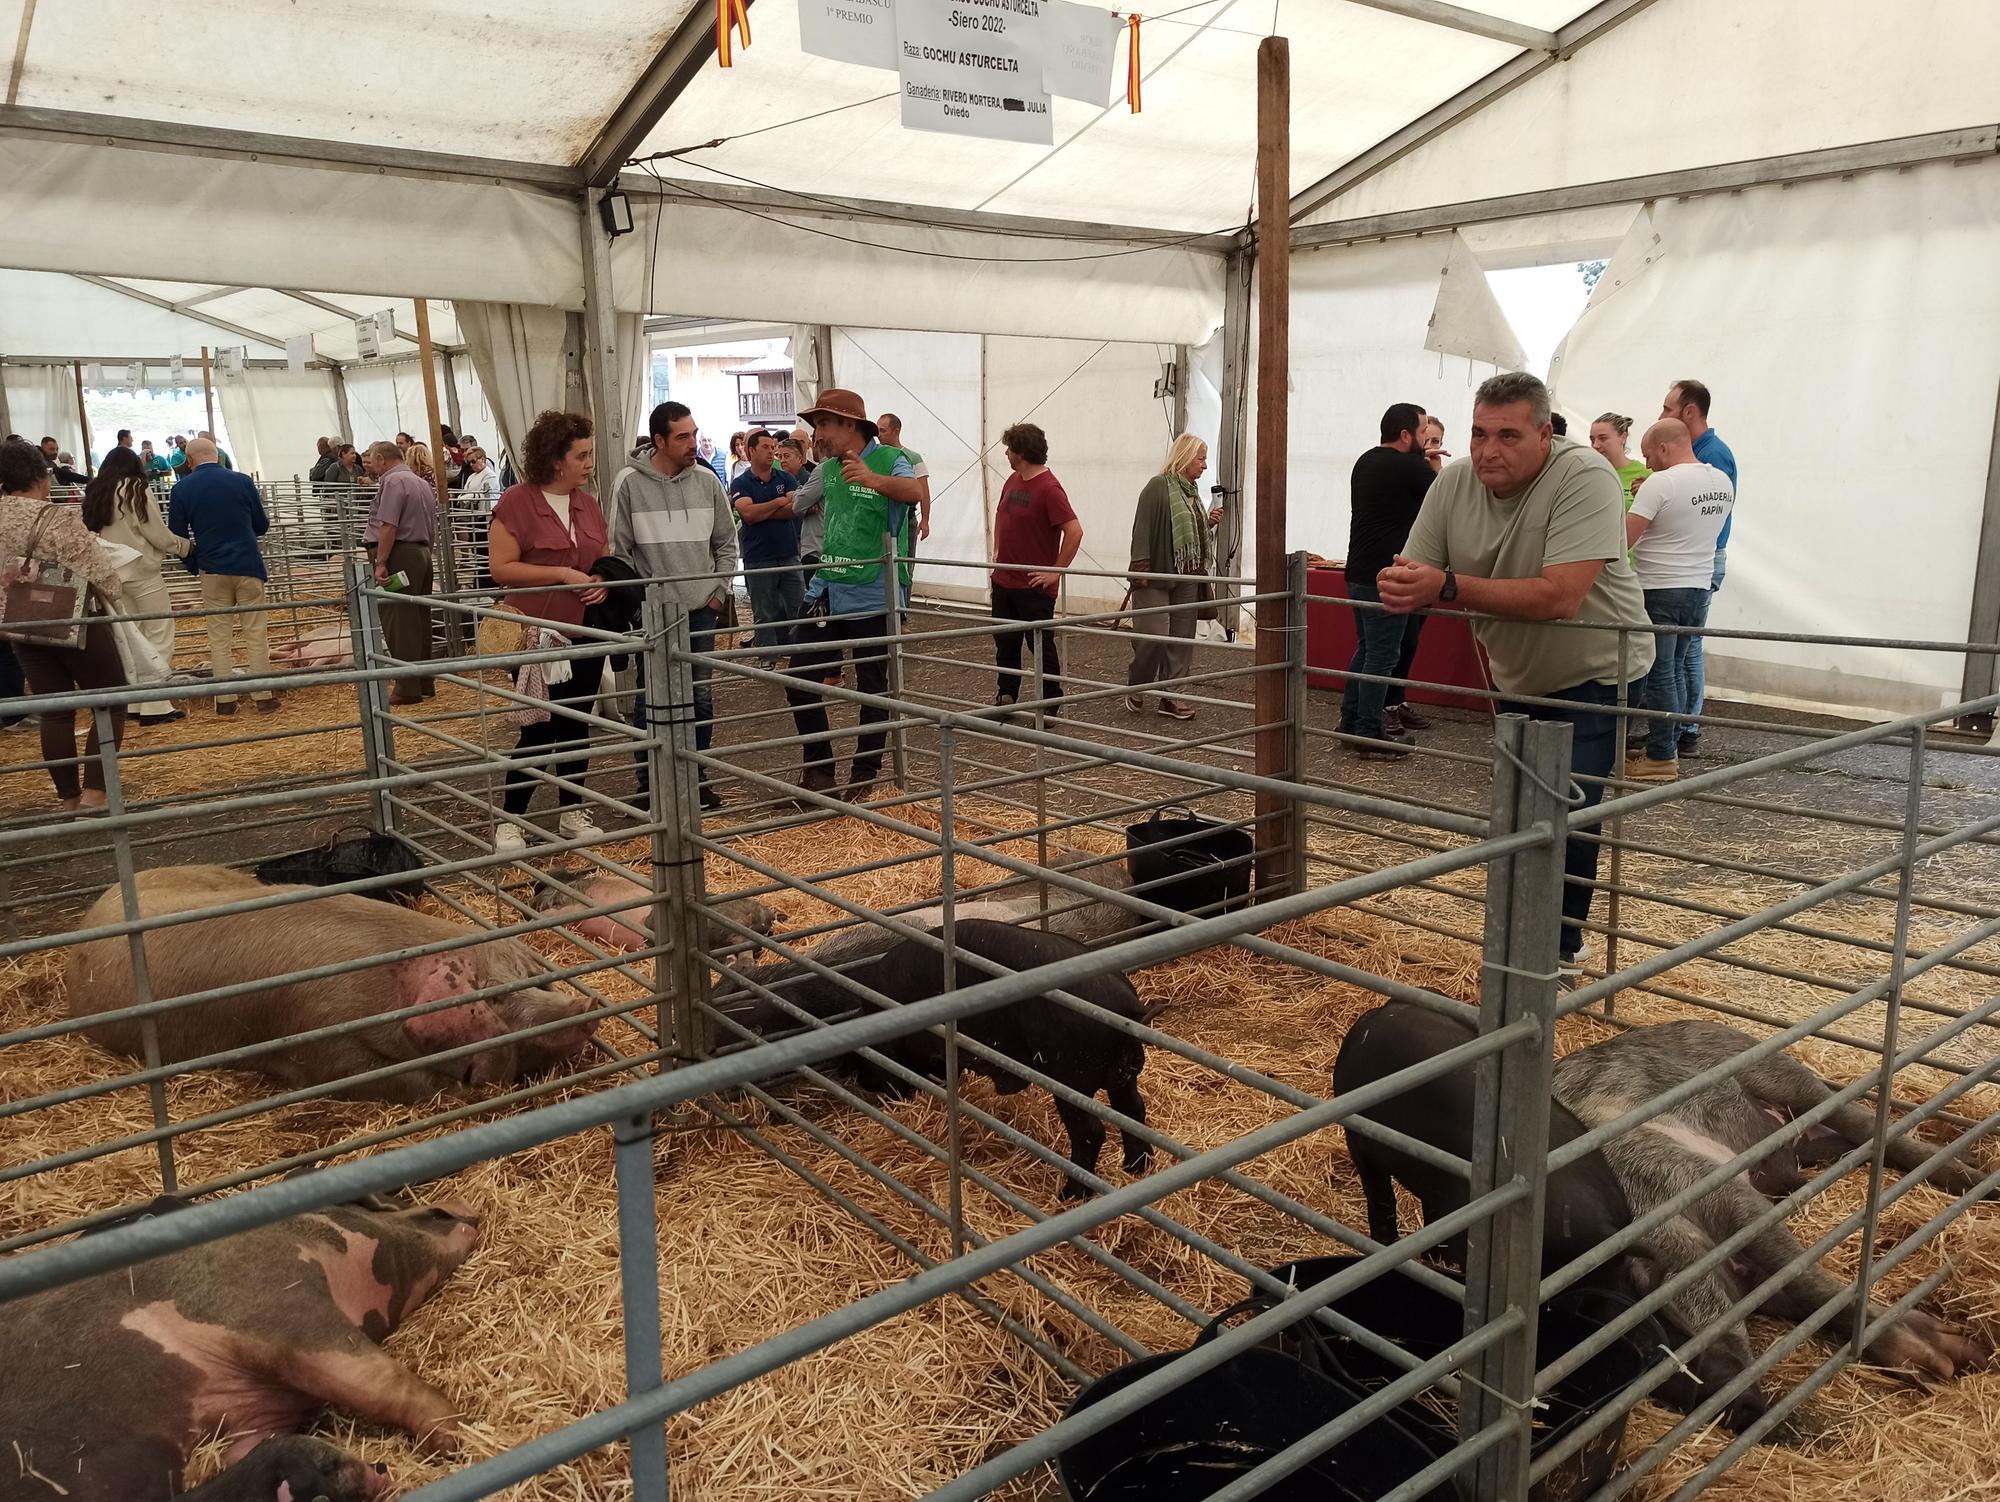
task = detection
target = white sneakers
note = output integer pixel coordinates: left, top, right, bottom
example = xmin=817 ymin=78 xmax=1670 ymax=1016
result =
xmin=494 ymin=809 xmax=606 ymax=856
xmin=557 ymin=809 xmax=607 ymax=842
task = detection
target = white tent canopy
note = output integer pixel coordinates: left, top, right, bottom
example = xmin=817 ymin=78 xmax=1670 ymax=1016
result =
xmin=0 ymin=0 xmax=1994 ymax=714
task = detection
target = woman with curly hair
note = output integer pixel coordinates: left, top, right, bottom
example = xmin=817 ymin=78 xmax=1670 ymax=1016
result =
xmin=486 ymin=409 xmax=610 ymax=855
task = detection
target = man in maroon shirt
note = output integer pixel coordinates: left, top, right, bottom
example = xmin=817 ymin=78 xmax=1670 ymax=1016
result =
xmin=990 ymin=422 xmax=1083 ymax=716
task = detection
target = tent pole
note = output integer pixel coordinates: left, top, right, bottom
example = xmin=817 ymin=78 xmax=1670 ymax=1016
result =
xmin=328 ymin=363 xmax=354 ymax=444
xmin=200 ymin=346 xmax=215 ymax=435
xmin=414 ymin=299 xmax=465 ymax=655
xmin=0 ymin=361 xmax=12 ymax=438
xmin=1956 ymin=378 xmax=2000 ymax=733
xmin=1215 ymin=248 xmax=1252 ymax=633
xmin=441 ymin=350 xmax=464 ymax=439
xmin=72 ymin=360 xmax=93 ymax=475
xmin=579 ymin=198 xmax=630 ymax=496
xmin=1252 ymin=35 xmax=1291 ymax=896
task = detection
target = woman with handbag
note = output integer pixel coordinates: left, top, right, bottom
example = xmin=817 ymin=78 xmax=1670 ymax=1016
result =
xmin=83 ymin=446 xmax=190 ymax=724
xmin=0 ymin=439 xmax=129 ymax=812
xmin=485 ymin=409 xmax=609 ymax=855
xmin=1125 ymin=434 xmax=1220 ymax=722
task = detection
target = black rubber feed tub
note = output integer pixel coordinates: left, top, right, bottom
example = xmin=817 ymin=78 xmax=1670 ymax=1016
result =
xmin=1057 ymin=1345 xmax=1454 ymax=1502
xmin=1207 ymin=1257 xmax=1656 ymax=1502
xmin=1124 ymin=805 xmax=1254 ymax=917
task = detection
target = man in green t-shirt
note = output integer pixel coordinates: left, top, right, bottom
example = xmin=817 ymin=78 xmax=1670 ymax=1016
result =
xmin=1377 ymin=371 xmax=1652 ymax=976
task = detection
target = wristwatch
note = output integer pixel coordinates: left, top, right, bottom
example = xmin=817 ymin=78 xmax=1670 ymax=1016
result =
xmin=1439 ymin=567 xmax=1459 ymax=603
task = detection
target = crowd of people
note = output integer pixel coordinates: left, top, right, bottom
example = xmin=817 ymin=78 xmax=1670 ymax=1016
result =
xmin=2 ymin=385 xmax=1237 ymax=841
xmin=1346 ymin=369 xmax=1736 ymax=970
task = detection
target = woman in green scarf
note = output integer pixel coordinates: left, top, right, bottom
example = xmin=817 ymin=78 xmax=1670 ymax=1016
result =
xmin=1125 ymin=433 xmax=1218 ymax=720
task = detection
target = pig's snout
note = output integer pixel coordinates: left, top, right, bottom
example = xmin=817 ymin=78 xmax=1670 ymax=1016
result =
xmin=366 ymin=1461 xmax=391 ymax=1499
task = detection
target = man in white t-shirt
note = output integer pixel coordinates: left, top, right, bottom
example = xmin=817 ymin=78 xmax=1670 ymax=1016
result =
xmin=1624 ymin=418 xmax=1733 ymax=780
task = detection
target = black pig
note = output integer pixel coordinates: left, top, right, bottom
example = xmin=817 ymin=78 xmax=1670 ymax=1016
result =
xmin=720 ymin=919 xmax=1163 ymax=1199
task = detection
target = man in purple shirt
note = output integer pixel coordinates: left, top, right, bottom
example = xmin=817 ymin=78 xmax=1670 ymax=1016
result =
xmin=361 ymin=440 xmax=437 ymax=703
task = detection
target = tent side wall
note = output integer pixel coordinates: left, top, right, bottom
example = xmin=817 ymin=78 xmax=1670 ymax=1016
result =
xmin=828 ymin=329 xmax=1218 ymax=615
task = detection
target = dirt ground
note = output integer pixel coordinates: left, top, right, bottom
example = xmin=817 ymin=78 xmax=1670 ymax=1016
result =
xmin=5 ymin=602 xmax=2000 ymax=1500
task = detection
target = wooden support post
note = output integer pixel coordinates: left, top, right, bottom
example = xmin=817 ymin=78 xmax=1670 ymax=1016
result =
xmin=200 ymin=345 xmax=215 ymax=436
xmin=1252 ymin=35 xmax=1291 ymax=897
xmin=71 ymin=360 xmax=93 ymax=475
xmin=413 ymin=300 xmax=465 ymax=654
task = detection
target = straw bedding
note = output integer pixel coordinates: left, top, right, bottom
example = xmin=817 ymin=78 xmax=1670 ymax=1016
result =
xmin=4 ymin=797 xmax=2000 ymax=1499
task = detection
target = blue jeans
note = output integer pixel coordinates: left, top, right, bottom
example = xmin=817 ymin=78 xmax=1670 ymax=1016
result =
xmin=1338 ymin=581 xmax=1421 ymax=736
xmin=628 ymin=605 xmax=717 ymax=788
xmin=1684 ymin=548 xmax=1724 ymax=727
xmin=1640 ymin=588 xmax=1710 ymax=760
xmin=1499 ymin=679 xmax=1622 ymax=958
xmin=745 ymin=562 xmax=805 ymax=656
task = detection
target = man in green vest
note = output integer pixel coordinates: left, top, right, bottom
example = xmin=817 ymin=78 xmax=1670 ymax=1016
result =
xmin=787 ymin=388 xmax=924 ymax=803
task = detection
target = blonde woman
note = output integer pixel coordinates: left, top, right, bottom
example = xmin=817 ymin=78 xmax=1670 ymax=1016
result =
xmin=1125 ymin=433 xmax=1219 ymax=721
xmin=405 ymin=442 xmax=436 ymax=484
xmin=82 ymin=446 xmax=189 ymax=723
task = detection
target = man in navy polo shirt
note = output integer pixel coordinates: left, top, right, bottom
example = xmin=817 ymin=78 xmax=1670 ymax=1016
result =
xmin=729 ymin=427 xmax=802 ymax=654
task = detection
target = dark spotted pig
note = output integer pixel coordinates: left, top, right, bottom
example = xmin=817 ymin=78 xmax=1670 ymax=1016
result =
xmin=0 ymin=1195 xmax=478 ymax=1502
xmin=66 ymin=865 xmax=597 ymax=1102
xmin=1552 ymin=1019 xmax=1988 ymax=1429
xmin=180 ymin=1435 xmax=388 ymax=1502
xmin=721 ymin=919 xmax=1163 ymax=1199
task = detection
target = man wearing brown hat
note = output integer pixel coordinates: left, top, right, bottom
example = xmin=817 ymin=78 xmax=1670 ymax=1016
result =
xmin=786 ymin=388 xmax=923 ymax=802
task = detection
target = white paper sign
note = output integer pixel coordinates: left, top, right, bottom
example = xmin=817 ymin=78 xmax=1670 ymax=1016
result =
xmin=126 ymin=363 xmax=147 ymax=388
xmin=169 ymin=355 xmax=185 ymax=385
xmin=355 ymin=314 xmax=382 ymax=361
xmin=897 ymin=0 xmax=1052 ymax=145
xmin=85 ymin=363 xmax=103 ymax=388
xmin=1045 ymin=0 xmax=1117 ymax=106
xmin=798 ymin=0 xmax=899 ymax=69
xmin=285 ymin=334 xmax=316 ymax=374
xmin=218 ymin=347 xmax=247 ymax=382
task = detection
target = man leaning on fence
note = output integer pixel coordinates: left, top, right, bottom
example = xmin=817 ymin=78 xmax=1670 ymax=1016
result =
xmin=168 ymin=437 xmax=278 ymax=715
xmin=1377 ymin=371 xmax=1651 ymax=980
xmin=361 ymin=440 xmax=437 ymax=704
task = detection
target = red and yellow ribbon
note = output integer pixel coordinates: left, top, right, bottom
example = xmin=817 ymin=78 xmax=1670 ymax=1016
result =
xmin=716 ymin=0 xmax=751 ymax=67
xmin=1126 ymin=13 xmax=1142 ymax=112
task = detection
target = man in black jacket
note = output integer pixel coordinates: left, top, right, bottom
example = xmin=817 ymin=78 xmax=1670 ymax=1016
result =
xmin=1340 ymin=402 xmax=1438 ymax=756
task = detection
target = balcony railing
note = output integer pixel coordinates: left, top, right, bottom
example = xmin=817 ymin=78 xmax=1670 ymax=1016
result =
xmin=738 ymin=387 xmax=798 ymax=422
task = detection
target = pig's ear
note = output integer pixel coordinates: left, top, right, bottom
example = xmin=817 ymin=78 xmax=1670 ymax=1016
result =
xmin=275 ymin=1485 xmax=293 ymax=1502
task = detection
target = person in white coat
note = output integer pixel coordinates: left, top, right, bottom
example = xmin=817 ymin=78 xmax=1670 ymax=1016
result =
xmin=82 ymin=447 xmax=190 ymax=722
xmin=459 ymin=446 xmax=501 ymax=509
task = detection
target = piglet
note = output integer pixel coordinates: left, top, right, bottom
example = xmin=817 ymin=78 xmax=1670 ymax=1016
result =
xmin=0 ymin=1194 xmax=478 ymax=1502
xmin=180 ymin=1436 xmax=388 ymax=1502
xmin=722 ymin=919 xmax=1163 ymax=1199
xmin=532 ymin=869 xmax=775 ymax=956
xmin=1330 ymin=1000 xmax=1638 ymax=1288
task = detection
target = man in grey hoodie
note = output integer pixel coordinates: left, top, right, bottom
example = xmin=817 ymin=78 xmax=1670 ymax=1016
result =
xmin=609 ymin=400 xmax=739 ymax=809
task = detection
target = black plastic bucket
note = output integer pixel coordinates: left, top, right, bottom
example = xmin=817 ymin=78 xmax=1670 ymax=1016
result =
xmin=1209 ymin=1257 xmax=1655 ymax=1502
xmin=1124 ymin=804 xmax=1254 ymax=917
xmin=1056 ymin=1345 xmax=1453 ymax=1502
